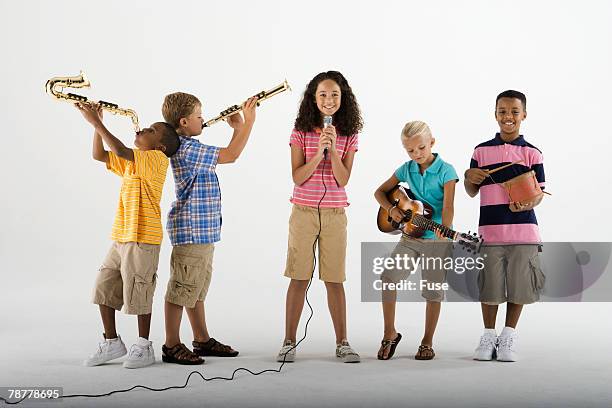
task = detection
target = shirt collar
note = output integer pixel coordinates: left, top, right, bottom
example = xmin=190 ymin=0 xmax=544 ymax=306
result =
xmin=409 ymin=153 xmax=443 ymax=174
xmin=178 ymin=135 xmax=198 ymax=148
xmin=495 ymin=132 xmax=526 ymax=146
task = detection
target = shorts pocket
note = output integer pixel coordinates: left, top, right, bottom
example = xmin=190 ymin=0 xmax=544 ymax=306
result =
xmin=174 ymin=255 xmax=201 ymax=283
xmin=136 ymin=242 xmax=158 ymax=253
xmin=169 ymin=255 xmax=201 ymax=301
xmin=130 ymin=272 xmax=157 ymax=307
xmin=529 ymin=255 xmax=546 ymax=292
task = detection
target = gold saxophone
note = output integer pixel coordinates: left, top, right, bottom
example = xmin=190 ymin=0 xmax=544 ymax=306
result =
xmin=203 ymin=80 xmax=291 ymax=128
xmin=45 ymin=71 xmax=140 ymax=131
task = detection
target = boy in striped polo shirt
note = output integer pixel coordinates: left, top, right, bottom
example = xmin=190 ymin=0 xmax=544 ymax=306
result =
xmin=75 ymin=103 xmax=179 ymax=369
xmin=464 ymin=90 xmax=546 ymax=362
xmin=160 ymin=92 xmax=257 ymax=365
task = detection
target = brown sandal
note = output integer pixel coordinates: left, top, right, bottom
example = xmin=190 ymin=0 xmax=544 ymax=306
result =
xmin=193 ymin=338 xmax=239 ymax=357
xmin=377 ymin=333 xmax=402 ymax=360
xmin=414 ymin=344 xmax=435 ymax=360
xmin=162 ymin=343 xmax=204 ymax=365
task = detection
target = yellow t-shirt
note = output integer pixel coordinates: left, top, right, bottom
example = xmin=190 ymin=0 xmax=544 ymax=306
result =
xmin=106 ymin=149 xmax=169 ymax=245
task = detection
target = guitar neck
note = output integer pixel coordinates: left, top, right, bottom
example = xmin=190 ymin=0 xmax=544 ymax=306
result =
xmin=411 ymin=214 xmax=456 ymax=239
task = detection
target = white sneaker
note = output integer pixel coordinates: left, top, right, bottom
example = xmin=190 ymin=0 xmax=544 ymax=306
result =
xmin=473 ymin=331 xmax=497 ymax=361
xmin=277 ymin=340 xmax=296 ymax=362
xmin=336 ymin=341 xmax=360 ymax=363
xmin=84 ymin=335 xmax=127 ymax=367
xmin=123 ymin=337 xmax=156 ymax=369
xmin=497 ymin=330 xmax=518 ymax=362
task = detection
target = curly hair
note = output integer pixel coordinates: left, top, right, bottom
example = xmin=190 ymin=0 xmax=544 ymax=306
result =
xmin=294 ymin=71 xmax=363 ymax=136
xmin=155 ymin=122 xmax=180 ymax=157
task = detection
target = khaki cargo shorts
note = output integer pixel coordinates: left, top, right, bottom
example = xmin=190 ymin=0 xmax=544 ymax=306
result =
xmin=284 ymin=204 xmax=347 ymax=283
xmin=381 ymin=235 xmax=452 ymax=302
xmin=165 ymin=244 xmax=214 ymax=308
xmin=92 ymin=241 xmax=160 ymax=315
xmin=478 ymin=244 xmax=546 ymax=305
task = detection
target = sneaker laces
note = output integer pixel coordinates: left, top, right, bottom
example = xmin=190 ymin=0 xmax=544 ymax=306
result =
xmin=128 ymin=344 xmax=145 ymax=358
xmin=280 ymin=340 xmax=296 ymax=354
xmin=337 ymin=343 xmax=358 ymax=356
xmin=93 ymin=340 xmax=111 ymax=356
xmin=498 ymin=335 xmax=515 ymax=351
xmin=477 ymin=335 xmax=496 ymax=349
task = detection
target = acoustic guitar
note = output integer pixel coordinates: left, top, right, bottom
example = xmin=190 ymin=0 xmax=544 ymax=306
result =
xmin=377 ymin=185 xmax=483 ymax=253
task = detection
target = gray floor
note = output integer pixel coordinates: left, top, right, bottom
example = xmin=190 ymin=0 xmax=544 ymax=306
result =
xmin=1 ymin=297 xmax=610 ymax=408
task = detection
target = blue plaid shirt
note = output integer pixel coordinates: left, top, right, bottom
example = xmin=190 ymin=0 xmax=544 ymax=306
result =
xmin=167 ymin=136 xmax=222 ymax=245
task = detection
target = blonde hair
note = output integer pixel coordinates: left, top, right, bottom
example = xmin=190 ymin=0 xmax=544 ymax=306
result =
xmin=401 ymin=121 xmax=432 ymax=141
xmin=162 ymin=92 xmax=201 ymax=129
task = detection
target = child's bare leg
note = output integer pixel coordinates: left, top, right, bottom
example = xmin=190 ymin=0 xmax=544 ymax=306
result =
xmin=186 ymin=301 xmax=210 ymax=343
xmin=481 ymin=303 xmax=499 ymax=329
xmin=324 ymin=282 xmax=347 ymax=343
xmin=505 ymin=303 xmax=523 ymax=328
xmin=421 ymin=300 xmax=441 ymax=346
xmin=284 ymin=279 xmax=309 ymax=342
xmin=164 ymin=300 xmax=183 ymax=346
xmin=137 ymin=313 xmax=151 ymax=339
xmin=382 ymin=287 xmax=398 ymax=337
xmin=99 ymin=305 xmax=117 ymax=339
xmin=379 ymin=288 xmax=398 ymax=359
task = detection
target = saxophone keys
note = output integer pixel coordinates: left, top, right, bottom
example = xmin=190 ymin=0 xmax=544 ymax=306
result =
xmin=98 ymin=100 xmax=119 ymax=109
xmin=67 ymin=93 xmax=88 ymax=102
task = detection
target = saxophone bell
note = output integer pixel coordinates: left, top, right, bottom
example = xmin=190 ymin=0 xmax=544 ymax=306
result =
xmin=45 ymin=71 xmax=140 ymax=132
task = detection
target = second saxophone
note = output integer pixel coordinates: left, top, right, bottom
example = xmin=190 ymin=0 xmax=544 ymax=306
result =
xmin=203 ymin=80 xmax=291 ymax=128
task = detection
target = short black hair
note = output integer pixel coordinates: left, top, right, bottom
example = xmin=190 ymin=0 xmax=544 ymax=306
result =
xmin=496 ymin=90 xmax=526 ymax=110
xmin=156 ymin=122 xmax=180 ymax=157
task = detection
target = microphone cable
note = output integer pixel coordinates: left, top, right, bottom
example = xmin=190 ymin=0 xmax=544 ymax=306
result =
xmin=0 ymin=140 xmax=330 ymax=406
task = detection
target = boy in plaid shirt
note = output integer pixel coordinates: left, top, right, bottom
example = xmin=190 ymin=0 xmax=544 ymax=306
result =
xmin=161 ymin=92 xmax=257 ymax=364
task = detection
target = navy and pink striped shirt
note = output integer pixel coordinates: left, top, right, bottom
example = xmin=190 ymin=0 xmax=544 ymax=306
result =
xmin=470 ymin=133 xmax=545 ymax=244
xmin=289 ymin=128 xmax=359 ymax=208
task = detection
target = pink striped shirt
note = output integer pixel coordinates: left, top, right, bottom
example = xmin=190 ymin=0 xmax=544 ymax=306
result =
xmin=470 ymin=134 xmax=545 ymax=244
xmin=289 ymin=128 xmax=359 ymax=208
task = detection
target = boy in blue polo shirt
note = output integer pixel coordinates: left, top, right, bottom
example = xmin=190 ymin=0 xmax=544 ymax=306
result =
xmin=374 ymin=121 xmax=458 ymax=360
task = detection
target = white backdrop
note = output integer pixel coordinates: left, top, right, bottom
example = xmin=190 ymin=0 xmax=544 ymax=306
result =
xmin=0 ymin=2 xmax=611 ymax=405
xmin=2 ymin=0 xmax=610 ymax=287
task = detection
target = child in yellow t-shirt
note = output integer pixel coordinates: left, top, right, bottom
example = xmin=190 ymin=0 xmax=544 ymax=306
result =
xmin=75 ymin=103 xmax=178 ymax=369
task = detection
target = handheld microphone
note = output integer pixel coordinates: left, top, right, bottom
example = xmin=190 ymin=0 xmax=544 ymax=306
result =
xmin=323 ymin=115 xmax=332 ymax=159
